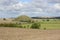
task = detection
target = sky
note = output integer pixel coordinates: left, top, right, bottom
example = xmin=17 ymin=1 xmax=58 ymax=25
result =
xmin=0 ymin=0 xmax=60 ymax=18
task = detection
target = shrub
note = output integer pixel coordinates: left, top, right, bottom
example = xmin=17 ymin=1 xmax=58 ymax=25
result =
xmin=24 ymin=26 xmax=26 ymax=28
xmin=19 ymin=25 xmax=23 ymax=28
xmin=9 ymin=23 xmax=18 ymax=27
xmin=47 ymin=19 xmax=49 ymax=21
xmin=31 ymin=23 xmax=41 ymax=29
xmin=44 ymin=28 xmax=46 ymax=30
xmin=42 ymin=19 xmax=45 ymax=21
xmin=0 ymin=23 xmax=18 ymax=27
xmin=31 ymin=20 xmax=35 ymax=23
xmin=3 ymin=18 xmax=6 ymax=20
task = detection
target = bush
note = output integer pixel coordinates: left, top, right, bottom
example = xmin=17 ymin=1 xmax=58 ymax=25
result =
xmin=47 ymin=19 xmax=49 ymax=21
xmin=42 ymin=19 xmax=45 ymax=21
xmin=31 ymin=23 xmax=41 ymax=29
xmin=24 ymin=26 xmax=26 ymax=28
xmin=31 ymin=20 xmax=35 ymax=23
xmin=0 ymin=23 xmax=18 ymax=27
xmin=19 ymin=25 xmax=23 ymax=28
xmin=44 ymin=28 xmax=46 ymax=30
xmin=8 ymin=23 xmax=18 ymax=27
xmin=3 ymin=18 xmax=6 ymax=20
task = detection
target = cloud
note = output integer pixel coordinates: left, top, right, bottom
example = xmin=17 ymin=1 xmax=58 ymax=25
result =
xmin=48 ymin=0 xmax=60 ymax=3
xmin=54 ymin=3 xmax=60 ymax=9
xmin=0 ymin=0 xmax=18 ymax=6
xmin=0 ymin=0 xmax=60 ymax=18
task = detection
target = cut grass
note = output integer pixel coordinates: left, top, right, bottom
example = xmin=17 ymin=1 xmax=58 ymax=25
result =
xmin=20 ymin=23 xmax=60 ymax=30
xmin=41 ymin=24 xmax=60 ymax=30
xmin=0 ymin=19 xmax=60 ymax=30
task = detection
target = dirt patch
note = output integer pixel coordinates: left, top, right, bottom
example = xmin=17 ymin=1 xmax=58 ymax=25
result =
xmin=0 ymin=27 xmax=60 ymax=40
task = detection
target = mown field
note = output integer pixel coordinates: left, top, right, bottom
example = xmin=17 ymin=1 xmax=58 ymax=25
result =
xmin=0 ymin=18 xmax=60 ymax=30
xmin=21 ymin=19 xmax=60 ymax=30
xmin=40 ymin=19 xmax=60 ymax=30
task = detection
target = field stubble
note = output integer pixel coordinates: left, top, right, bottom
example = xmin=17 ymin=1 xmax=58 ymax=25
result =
xmin=0 ymin=27 xmax=60 ymax=40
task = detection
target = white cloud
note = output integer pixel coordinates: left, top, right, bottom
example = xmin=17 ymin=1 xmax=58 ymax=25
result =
xmin=54 ymin=3 xmax=60 ymax=9
xmin=37 ymin=8 xmax=43 ymax=12
xmin=48 ymin=0 xmax=60 ymax=3
xmin=0 ymin=0 xmax=60 ymax=18
xmin=11 ymin=2 xmax=24 ymax=10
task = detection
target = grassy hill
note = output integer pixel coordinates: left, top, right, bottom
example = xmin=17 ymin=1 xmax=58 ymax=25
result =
xmin=15 ymin=15 xmax=32 ymax=22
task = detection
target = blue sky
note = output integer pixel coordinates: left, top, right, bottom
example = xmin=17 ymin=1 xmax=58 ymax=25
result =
xmin=0 ymin=0 xmax=60 ymax=18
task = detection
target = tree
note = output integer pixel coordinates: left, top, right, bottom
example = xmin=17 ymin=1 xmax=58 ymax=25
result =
xmin=31 ymin=23 xmax=41 ymax=29
xmin=47 ymin=19 xmax=49 ymax=21
xmin=3 ymin=18 xmax=6 ymax=20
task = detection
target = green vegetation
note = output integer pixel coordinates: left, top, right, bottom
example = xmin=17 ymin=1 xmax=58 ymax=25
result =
xmin=41 ymin=24 xmax=60 ymax=30
xmin=15 ymin=15 xmax=32 ymax=23
xmin=40 ymin=19 xmax=60 ymax=30
xmin=0 ymin=23 xmax=18 ymax=27
xmin=3 ymin=18 xmax=6 ymax=20
xmin=0 ymin=15 xmax=60 ymax=30
xmin=31 ymin=23 xmax=41 ymax=29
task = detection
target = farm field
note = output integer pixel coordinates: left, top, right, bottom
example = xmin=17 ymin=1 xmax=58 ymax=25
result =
xmin=0 ymin=18 xmax=60 ymax=30
xmin=0 ymin=0 xmax=60 ymax=40
xmin=41 ymin=24 xmax=60 ymax=30
xmin=21 ymin=19 xmax=60 ymax=30
xmin=40 ymin=19 xmax=60 ymax=30
xmin=0 ymin=27 xmax=60 ymax=40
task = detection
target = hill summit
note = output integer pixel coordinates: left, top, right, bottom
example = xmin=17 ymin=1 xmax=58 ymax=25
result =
xmin=15 ymin=15 xmax=32 ymax=22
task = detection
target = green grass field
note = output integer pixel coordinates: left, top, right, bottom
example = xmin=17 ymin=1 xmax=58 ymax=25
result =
xmin=0 ymin=19 xmax=60 ymax=30
xmin=21 ymin=19 xmax=60 ymax=30
xmin=40 ymin=19 xmax=60 ymax=29
xmin=41 ymin=24 xmax=60 ymax=30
